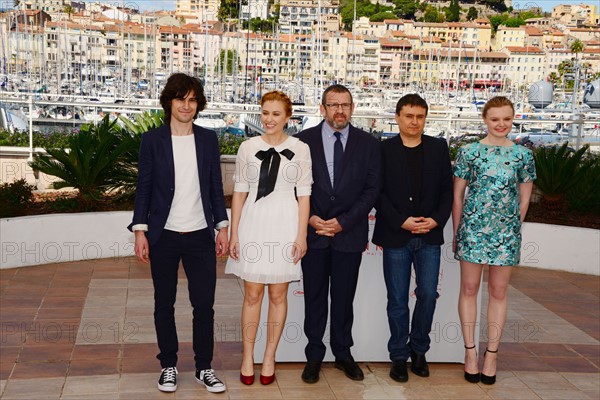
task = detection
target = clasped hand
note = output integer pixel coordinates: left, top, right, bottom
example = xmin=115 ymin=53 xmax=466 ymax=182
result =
xmin=309 ymin=216 xmax=342 ymax=237
xmin=402 ymin=217 xmax=438 ymax=234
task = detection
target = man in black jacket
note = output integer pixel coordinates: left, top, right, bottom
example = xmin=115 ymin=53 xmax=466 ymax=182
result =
xmin=372 ymin=94 xmax=453 ymax=383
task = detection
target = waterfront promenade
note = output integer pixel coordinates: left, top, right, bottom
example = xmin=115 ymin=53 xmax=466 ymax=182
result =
xmin=0 ymin=258 xmax=598 ymax=399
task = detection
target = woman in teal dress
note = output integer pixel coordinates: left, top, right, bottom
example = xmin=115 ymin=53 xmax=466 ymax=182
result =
xmin=452 ymin=97 xmax=536 ymax=385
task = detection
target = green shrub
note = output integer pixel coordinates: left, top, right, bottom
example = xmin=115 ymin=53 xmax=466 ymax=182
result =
xmin=449 ymin=134 xmax=483 ymax=161
xmin=533 ymin=143 xmax=594 ymax=212
xmin=28 ymin=115 xmax=134 ymax=204
xmin=566 ymin=153 xmax=600 ymax=214
xmin=218 ymin=134 xmax=246 ymax=155
xmin=0 ymin=128 xmax=78 ymax=148
xmin=0 ymin=179 xmax=35 ymax=218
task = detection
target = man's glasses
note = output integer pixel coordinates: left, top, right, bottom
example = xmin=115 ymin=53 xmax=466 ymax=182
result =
xmin=324 ymin=103 xmax=352 ymax=110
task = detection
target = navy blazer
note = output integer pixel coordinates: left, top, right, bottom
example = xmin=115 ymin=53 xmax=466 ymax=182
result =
xmin=127 ymin=124 xmax=228 ymax=245
xmin=297 ymin=122 xmax=381 ymax=253
xmin=372 ymin=134 xmax=453 ymax=248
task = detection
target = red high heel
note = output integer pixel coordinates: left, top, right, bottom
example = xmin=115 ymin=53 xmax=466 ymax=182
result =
xmin=260 ymin=373 xmax=275 ymax=385
xmin=240 ymin=372 xmax=255 ymax=385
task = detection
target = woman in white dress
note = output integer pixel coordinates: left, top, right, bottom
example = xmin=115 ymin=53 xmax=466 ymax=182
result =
xmin=225 ymin=91 xmax=312 ymax=385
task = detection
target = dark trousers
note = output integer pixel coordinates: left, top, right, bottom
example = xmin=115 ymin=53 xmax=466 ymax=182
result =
xmin=301 ymin=246 xmax=362 ymax=362
xmin=149 ymin=228 xmax=216 ymax=371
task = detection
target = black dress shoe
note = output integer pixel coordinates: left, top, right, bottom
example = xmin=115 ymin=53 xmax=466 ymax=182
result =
xmin=301 ymin=361 xmax=321 ymax=384
xmin=334 ymin=357 xmax=364 ymax=381
xmin=410 ymin=350 xmax=430 ymax=377
xmin=390 ymin=360 xmax=408 ymax=383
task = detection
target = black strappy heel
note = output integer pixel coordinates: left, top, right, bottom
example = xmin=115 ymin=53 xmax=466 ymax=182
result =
xmin=463 ymin=344 xmax=480 ymax=383
xmin=480 ymin=347 xmax=498 ymax=385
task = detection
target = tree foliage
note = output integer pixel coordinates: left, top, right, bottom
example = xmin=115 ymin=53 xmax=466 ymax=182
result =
xmin=370 ymin=11 xmax=397 ymax=22
xmin=445 ymin=0 xmax=461 ymax=22
xmin=243 ymin=17 xmax=276 ymax=33
xmin=489 ymin=13 xmax=508 ymax=33
xmin=28 ymin=115 xmax=136 ymax=203
xmin=394 ymin=0 xmax=419 ymax=19
xmin=218 ymin=0 xmax=241 ymax=21
xmin=570 ymin=39 xmax=584 ymax=53
xmin=484 ymin=0 xmax=508 ymax=13
xmin=423 ymin=5 xmax=444 ymax=23
xmin=216 ymin=49 xmax=240 ymax=75
xmin=466 ymin=6 xmax=478 ymax=21
xmin=533 ymin=143 xmax=594 ymax=211
xmin=504 ymin=16 xmax=525 ymax=27
xmin=340 ymin=0 xmax=394 ymax=30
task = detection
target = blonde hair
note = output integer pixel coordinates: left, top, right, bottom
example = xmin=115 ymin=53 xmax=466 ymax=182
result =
xmin=260 ymin=91 xmax=293 ymax=117
xmin=482 ymin=96 xmax=514 ymax=118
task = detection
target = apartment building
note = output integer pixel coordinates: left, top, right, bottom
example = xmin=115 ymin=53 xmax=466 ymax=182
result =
xmin=324 ymin=31 xmax=349 ymax=83
xmin=3 ymin=0 xmax=599 ymax=93
xmin=278 ymin=0 xmax=338 ymax=35
xmin=176 ymin=0 xmax=220 ymax=21
xmin=545 ymin=47 xmax=575 ymax=78
xmin=552 ymin=4 xmax=599 ymax=26
xmin=354 ymin=16 xmax=387 ymax=37
xmin=502 ymin=46 xmax=545 ymax=87
xmin=493 ymin=27 xmax=527 ymax=51
xmin=378 ymin=38 xmax=412 ymax=87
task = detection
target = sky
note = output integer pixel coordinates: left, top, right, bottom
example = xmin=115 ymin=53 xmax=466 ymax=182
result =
xmin=83 ymin=0 xmax=596 ymax=12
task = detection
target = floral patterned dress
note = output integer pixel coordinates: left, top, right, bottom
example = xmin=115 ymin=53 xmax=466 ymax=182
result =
xmin=454 ymin=142 xmax=536 ymax=266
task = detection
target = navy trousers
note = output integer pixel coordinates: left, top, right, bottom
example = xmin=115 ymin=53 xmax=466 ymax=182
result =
xmin=301 ymin=246 xmax=362 ymax=362
xmin=149 ymin=228 xmax=216 ymax=371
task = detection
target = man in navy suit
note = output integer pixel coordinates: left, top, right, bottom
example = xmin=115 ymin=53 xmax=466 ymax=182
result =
xmin=296 ymin=85 xmax=381 ymax=383
xmin=128 ymin=73 xmax=228 ymax=394
xmin=372 ymin=94 xmax=453 ymax=383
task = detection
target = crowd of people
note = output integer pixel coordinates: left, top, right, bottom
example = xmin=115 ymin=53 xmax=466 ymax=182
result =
xmin=128 ymin=73 xmax=536 ymax=393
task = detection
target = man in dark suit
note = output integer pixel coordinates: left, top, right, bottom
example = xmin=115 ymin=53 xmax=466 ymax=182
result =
xmin=296 ymin=84 xmax=381 ymax=383
xmin=372 ymin=94 xmax=453 ymax=383
xmin=128 ymin=73 xmax=228 ymax=394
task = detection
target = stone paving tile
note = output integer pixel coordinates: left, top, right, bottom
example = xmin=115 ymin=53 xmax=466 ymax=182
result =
xmin=484 ymin=387 xmax=541 ymax=399
xmin=517 ymin=371 xmax=579 ymax=391
xmin=61 ymin=394 xmax=119 ymax=400
xmin=68 ymin=358 xmax=120 ymax=377
xmin=62 ymin=374 xmax=119 ymax=396
xmin=0 ymin=262 xmax=597 ymax=399
xmin=540 ymin=356 xmax=599 ymax=373
xmin=1 ymin=376 xmax=65 ymax=399
xmin=560 ymin=372 xmax=600 ymax=394
xmin=10 ymin=360 xmax=69 ymax=379
xmin=71 ymin=343 xmax=122 ymax=360
xmin=532 ymin=388 xmax=595 ymax=399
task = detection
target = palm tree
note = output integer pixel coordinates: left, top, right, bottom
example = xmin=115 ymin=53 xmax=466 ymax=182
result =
xmin=29 ymin=115 xmax=134 ymax=205
xmin=570 ymin=39 xmax=584 ymax=54
xmin=533 ymin=143 xmax=593 ymax=213
xmin=64 ymin=5 xmax=75 ymax=20
xmin=110 ymin=111 xmax=165 ymax=199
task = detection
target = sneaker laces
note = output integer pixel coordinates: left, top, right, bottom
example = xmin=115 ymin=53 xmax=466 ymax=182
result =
xmin=202 ymin=369 xmax=221 ymax=385
xmin=162 ymin=367 xmax=177 ymax=382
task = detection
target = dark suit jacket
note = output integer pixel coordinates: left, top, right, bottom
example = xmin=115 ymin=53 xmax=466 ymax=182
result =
xmin=127 ymin=124 xmax=228 ymax=245
xmin=372 ymin=134 xmax=453 ymax=248
xmin=296 ymin=122 xmax=381 ymax=253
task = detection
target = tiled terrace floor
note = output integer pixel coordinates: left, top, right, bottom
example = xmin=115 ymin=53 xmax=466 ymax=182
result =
xmin=0 ymin=258 xmax=598 ymax=399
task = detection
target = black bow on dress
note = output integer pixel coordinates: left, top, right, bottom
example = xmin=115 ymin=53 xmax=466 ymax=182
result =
xmin=255 ymin=148 xmax=295 ymax=201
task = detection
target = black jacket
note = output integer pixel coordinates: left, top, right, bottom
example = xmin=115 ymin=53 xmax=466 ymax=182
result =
xmin=372 ymin=134 xmax=453 ymax=248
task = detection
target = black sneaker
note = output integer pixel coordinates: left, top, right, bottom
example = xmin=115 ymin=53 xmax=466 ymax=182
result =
xmin=158 ymin=366 xmax=177 ymax=392
xmin=196 ymin=369 xmax=226 ymax=393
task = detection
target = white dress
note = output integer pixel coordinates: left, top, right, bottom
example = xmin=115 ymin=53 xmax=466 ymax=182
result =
xmin=225 ymin=136 xmax=312 ymax=284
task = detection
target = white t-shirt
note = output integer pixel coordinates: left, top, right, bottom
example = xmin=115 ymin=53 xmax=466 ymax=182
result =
xmin=164 ymin=135 xmax=207 ymax=232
